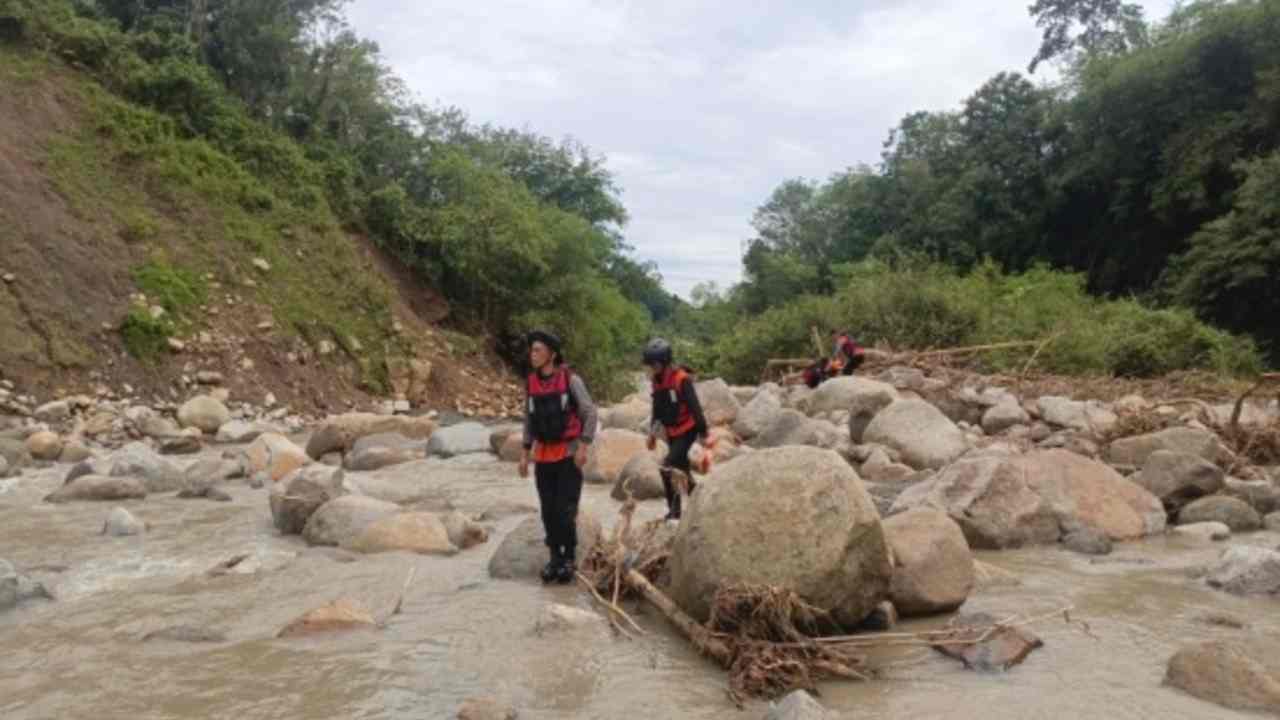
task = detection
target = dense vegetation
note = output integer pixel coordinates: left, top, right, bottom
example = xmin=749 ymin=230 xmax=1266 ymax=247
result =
xmin=669 ymin=0 xmax=1277 ymax=382
xmin=0 ymin=0 xmax=669 ymax=398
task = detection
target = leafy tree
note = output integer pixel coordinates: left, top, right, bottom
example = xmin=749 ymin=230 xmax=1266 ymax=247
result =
xmin=1169 ymin=151 xmax=1280 ymax=354
xmin=1027 ymin=0 xmax=1149 ymax=73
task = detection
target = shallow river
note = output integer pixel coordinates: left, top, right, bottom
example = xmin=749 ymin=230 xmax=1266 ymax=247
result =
xmin=2 ymin=447 xmax=1277 ymax=719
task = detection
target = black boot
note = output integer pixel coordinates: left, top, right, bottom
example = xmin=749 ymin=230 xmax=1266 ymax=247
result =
xmin=662 ymin=470 xmax=680 ymax=521
xmin=555 ymin=546 xmax=575 ymax=584
xmin=665 ymin=491 xmax=682 ymax=521
xmin=540 ymin=546 xmax=561 ymax=584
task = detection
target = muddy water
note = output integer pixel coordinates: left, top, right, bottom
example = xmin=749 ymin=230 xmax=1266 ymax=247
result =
xmin=2 ymin=450 xmax=1277 ymax=720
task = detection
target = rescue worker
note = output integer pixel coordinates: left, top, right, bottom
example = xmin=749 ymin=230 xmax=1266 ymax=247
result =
xmin=830 ymin=330 xmax=866 ymax=375
xmin=642 ymin=338 xmax=708 ymax=521
xmin=802 ymin=357 xmax=831 ymax=389
xmin=517 ymin=330 xmax=597 ymax=584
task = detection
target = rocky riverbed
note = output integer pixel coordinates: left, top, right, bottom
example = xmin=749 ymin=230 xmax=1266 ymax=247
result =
xmin=2 ymin=369 xmax=1279 ymax=718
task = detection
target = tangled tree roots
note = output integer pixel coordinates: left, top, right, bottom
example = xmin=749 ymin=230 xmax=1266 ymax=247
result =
xmin=708 ymin=584 xmax=869 ymax=705
xmin=583 ymin=501 xmax=1072 ymax=706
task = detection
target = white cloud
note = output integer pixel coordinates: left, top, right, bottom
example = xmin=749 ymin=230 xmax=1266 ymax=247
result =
xmin=346 ymin=0 xmax=1181 ymax=297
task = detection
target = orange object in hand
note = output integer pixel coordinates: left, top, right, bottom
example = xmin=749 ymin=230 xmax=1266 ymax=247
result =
xmin=695 ymin=435 xmax=717 ymax=475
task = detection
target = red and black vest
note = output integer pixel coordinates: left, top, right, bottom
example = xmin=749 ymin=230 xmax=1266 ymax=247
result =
xmin=527 ymin=367 xmax=582 ymax=443
xmin=837 ymin=335 xmax=864 ymax=359
xmin=652 ymin=367 xmax=696 ymax=437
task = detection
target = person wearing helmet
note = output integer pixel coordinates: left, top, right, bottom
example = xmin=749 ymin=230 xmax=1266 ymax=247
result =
xmin=643 ymin=338 xmax=708 ymax=521
xmin=830 ymin=330 xmax=866 ymax=376
xmin=518 ymin=330 xmax=597 ymax=584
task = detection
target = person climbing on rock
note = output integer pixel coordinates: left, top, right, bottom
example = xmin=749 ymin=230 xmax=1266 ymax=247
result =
xmin=830 ymin=329 xmax=866 ymax=376
xmin=642 ymin=338 xmax=709 ymax=522
xmin=802 ymin=357 xmax=834 ymax=389
xmin=518 ymin=330 xmax=597 ymax=585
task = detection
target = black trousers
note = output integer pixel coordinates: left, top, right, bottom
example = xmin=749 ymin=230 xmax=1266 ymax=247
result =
xmin=661 ymin=431 xmax=698 ymax=510
xmin=535 ymin=458 xmax=583 ymax=558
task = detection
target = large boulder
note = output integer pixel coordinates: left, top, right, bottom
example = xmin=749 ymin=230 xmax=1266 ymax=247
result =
xmin=863 ymin=400 xmax=967 ymax=470
xmin=1177 ymin=496 xmax=1262 ymax=532
xmin=488 ymin=513 xmax=603 ymax=580
xmin=1036 ymin=397 xmax=1117 ymax=435
xmin=426 ymin=422 xmax=491 ymax=458
xmin=305 ymin=413 xmax=437 ymax=459
xmin=883 ymin=509 xmax=974 ymax=617
xmin=1164 ymin=641 xmax=1280 ymax=713
xmin=177 ymin=395 xmax=231 ymax=434
xmin=808 ymin=376 xmax=898 ymax=419
xmin=241 ymin=433 xmax=310 ymax=483
xmin=108 ymin=441 xmax=186 ymax=493
xmin=302 ymin=495 xmax=402 ymax=547
xmin=1106 ymin=427 xmax=1230 ymax=468
xmin=1133 ymin=451 xmax=1224 ymax=514
xmin=892 ymin=449 xmax=1166 ymax=549
xmin=487 ymin=425 xmax=522 ymax=455
xmin=1205 ymin=546 xmax=1280 ymax=596
xmin=611 ymin=452 xmax=666 ymax=501
xmin=496 ymin=433 xmax=524 ymax=463
xmin=755 ymin=410 xmax=842 ymax=450
xmin=584 ymin=429 xmax=659 ymax=486
xmin=732 ymin=390 xmax=782 ymax=441
xmin=46 ymin=475 xmax=147 ymax=503
xmin=270 ymin=466 xmax=345 ymax=535
xmin=846 ymin=379 xmax=900 ymax=443
xmin=669 ymin=447 xmax=891 ymax=627
xmin=602 ymin=395 xmax=650 ymax=433
xmin=695 ymin=378 xmax=741 ymax=427
xmin=345 ymin=512 xmax=456 ymax=555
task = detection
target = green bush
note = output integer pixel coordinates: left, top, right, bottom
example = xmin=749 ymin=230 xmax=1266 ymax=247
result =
xmin=132 ymin=260 xmax=205 ymax=316
xmin=703 ymin=259 xmax=1262 ymax=383
xmin=119 ymin=307 xmax=172 ymax=360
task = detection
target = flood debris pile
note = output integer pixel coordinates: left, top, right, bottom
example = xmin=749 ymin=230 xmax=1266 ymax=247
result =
xmin=573 ymin=365 xmax=1280 ymax=709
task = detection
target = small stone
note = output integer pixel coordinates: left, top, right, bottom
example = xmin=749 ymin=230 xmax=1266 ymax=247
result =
xmin=241 ymin=358 xmax=255 ymax=371
xmin=256 ymin=321 xmax=274 ymax=331
xmin=765 ymin=690 xmax=832 ymax=720
xmin=34 ymin=400 xmax=71 ymax=422
xmin=160 ymin=435 xmax=202 ymax=455
xmin=1172 ymin=522 xmax=1231 ymax=542
xmin=252 ymin=258 xmax=271 ymax=272
xmin=167 ymin=338 xmax=186 ymax=353
xmin=141 ymin=625 xmax=227 ymax=643
xmin=264 ymin=392 xmax=277 ymax=407
xmin=1062 ymin=527 xmax=1113 ymax=555
xmin=149 ymin=305 xmax=166 ymax=320
xmin=195 ymin=371 xmax=224 ymax=386
xmin=277 ymin=599 xmax=375 ymax=638
xmin=1 ymin=273 xmax=15 ymax=283
xmin=102 ymin=507 xmax=146 ymax=536
xmin=456 ymin=697 xmax=518 ymax=720
xmin=26 ymin=431 xmax=64 ymax=461
xmin=1266 ymin=512 xmax=1280 ymax=532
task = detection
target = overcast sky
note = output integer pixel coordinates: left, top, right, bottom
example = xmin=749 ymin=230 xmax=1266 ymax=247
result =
xmin=346 ymin=0 xmax=1179 ymax=298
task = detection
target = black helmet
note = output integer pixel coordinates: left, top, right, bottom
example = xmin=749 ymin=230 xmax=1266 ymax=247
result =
xmin=527 ymin=329 xmax=562 ymax=357
xmin=642 ymin=337 xmax=673 ymax=366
